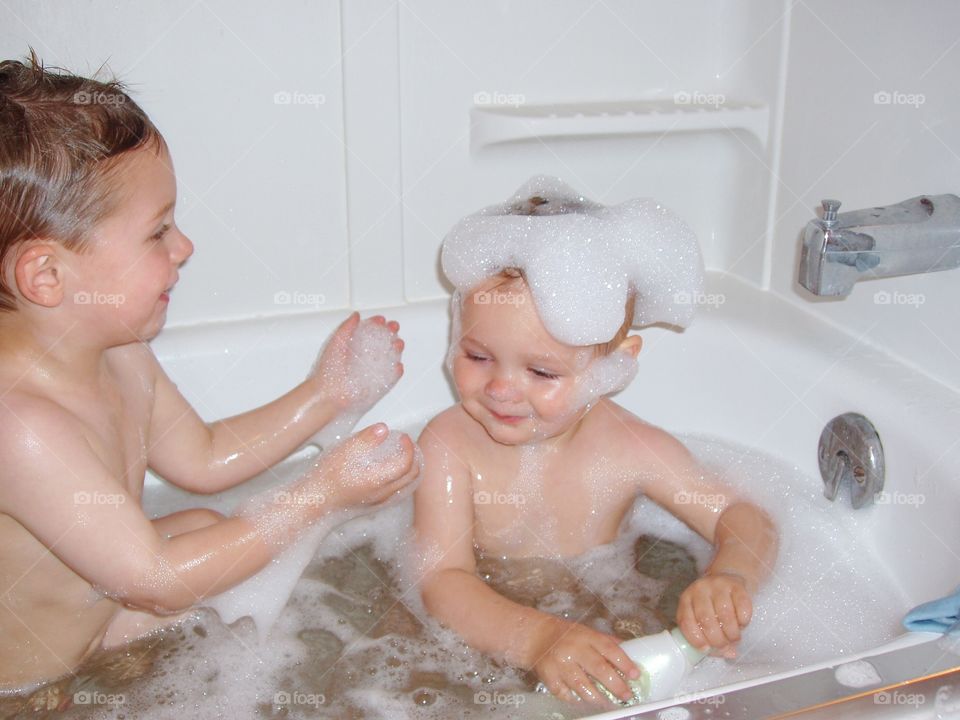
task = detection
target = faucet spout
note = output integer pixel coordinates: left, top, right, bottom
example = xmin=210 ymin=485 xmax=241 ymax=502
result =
xmin=799 ymin=194 xmax=960 ymax=297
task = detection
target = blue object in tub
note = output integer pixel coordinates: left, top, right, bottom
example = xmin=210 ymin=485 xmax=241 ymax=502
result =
xmin=903 ymin=585 xmax=960 ymax=636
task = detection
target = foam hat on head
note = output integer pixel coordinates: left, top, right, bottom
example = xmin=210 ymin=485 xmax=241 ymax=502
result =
xmin=440 ymin=175 xmax=705 ymax=346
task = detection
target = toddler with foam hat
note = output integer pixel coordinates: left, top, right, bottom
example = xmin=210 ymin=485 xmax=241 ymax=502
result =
xmin=0 ymin=52 xmax=419 ymax=692
xmin=413 ymin=176 xmax=778 ymax=709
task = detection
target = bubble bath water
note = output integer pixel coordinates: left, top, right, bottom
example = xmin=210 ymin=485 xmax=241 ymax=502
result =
xmin=2 ymin=429 xmax=907 ymax=719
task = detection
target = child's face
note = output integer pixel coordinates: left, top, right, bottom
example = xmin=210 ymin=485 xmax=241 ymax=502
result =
xmin=69 ymin=145 xmax=193 ymax=343
xmin=452 ymin=280 xmax=595 ymax=446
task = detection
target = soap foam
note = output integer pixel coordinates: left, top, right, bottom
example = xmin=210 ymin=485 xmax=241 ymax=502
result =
xmin=663 ymin=434 xmax=908 ymax=697
xmin=573 ymin=350 xmax=639 ymax=408
xmin=309 ymin=319 xmax=401 ymax=450
xmin=106 ymin=430 xmax=907 ymax=719
xmin=833 ymin=659 xmax=882 ymax=688
xmin=440 ymin=175 xmax=704 ymax=346
xmin=208 ymin=431 xmax=415 ymax=639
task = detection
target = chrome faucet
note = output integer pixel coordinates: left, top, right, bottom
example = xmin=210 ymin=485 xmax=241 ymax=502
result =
xmin=819 ymin=413 xmax=884 ymax=509
xmin=798 ymin=194 xmax=960 ymax=296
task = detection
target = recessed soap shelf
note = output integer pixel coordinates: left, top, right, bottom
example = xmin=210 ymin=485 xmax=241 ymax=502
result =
xmin=470 ymin=99 xmax=769 ymax=151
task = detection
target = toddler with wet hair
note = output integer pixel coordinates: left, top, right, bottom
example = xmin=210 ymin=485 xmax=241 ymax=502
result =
xmin=413 ymin=177 xmax=778 ymax=710
xmin=0 ymin=51 xmax=419 ymax=692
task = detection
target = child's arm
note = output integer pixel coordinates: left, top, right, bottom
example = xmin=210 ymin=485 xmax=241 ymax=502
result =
xmin=678 ymin=501 xmax=777 ymax=655
xmin=636 ymin=430 xmax=778 ymax=656
xmin=146 ymin=313 xmax=403 ymax=494
xmin=412 ymin=415 xmax=638 ymax=709
xmin=0 ymin=398 xmax=416 ymax=614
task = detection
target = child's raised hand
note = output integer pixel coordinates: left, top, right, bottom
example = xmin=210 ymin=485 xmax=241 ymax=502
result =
xmin=309 ymin=313 xmax=404 ymax=414
xmin=677 ymin=572 xmax=753 ymax=658
xmin=530 ymin=616 xmax=640 ymax=708
xmin=300 ymin=423 xmax=420 ymax=513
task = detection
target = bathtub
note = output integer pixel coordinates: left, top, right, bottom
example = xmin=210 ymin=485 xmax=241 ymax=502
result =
xmin=146 ymin=270 xmax=960 ymax=719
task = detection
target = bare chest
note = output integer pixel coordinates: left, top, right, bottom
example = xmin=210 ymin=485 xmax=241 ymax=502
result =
xmin=470 ymin=447 xmax=637 ymax=558
xmin=69 ymin=373 xmax=153 ymax=499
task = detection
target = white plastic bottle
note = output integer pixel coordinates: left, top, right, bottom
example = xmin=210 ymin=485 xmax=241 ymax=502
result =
xmin=597 ymin=627 xmax=707 ymax=705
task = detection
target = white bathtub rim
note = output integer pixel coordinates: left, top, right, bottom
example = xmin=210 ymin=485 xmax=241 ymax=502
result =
xmin=585 ymin=631 xmax=943 ymax=720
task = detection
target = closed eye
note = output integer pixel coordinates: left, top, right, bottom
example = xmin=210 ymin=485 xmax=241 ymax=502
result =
xmin=150 ymin=224 xmax=171 ymax=242
xmin=465 ymin=351 xmax=489 ymax=362
xmin=530 ymin=368 xmax=559 ymax=380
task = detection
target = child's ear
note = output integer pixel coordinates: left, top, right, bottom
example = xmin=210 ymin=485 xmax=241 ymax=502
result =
xmin=618 ymin=334 xmax=643 ymax=358
xmin=14 ymin=243 xmax=66 ymax=308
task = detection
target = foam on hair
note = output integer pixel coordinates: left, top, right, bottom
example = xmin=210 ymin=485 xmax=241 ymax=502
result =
xmin=441 ymin=175 xmax=704 ymax=346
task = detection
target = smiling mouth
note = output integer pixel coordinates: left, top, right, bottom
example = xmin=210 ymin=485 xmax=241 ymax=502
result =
xmin=488 ymin=409 xmax=528 ymax=425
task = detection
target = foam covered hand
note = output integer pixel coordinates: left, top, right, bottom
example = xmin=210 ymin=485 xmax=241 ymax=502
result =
xmin=530 ymin=617 xmax=640 ymax=709
xmin=308 ymin=313 xmax=404 ymax=448
xmin=677 ymin=572 xmax=753 ymax=658
xmin=301 ymin=423 xmax=420 ymax=511
xmin=243 ymin=423 xmax=421 ymax=548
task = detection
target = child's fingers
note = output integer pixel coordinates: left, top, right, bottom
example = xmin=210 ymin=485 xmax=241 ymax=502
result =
xmin=693 ymin=594 xmax=728 ymax=648
xmin=678 ymin=595 xmax=709 ymax=651
xmin=583 ymin=655 xmax=633 ymax=703
xmin=719 ymin=642 xmax=739 ymax=659
xmin=733 ymin=583 xmax=753 ymax=626
xmin=595 ymin=636 xmax=640 ymax=681
xmin=356 ymin=422 xmax=389 ymax=445
xmin=393 ymin=338 xmax=404 ymax=352
xmin=561 ymin=664 xmax=610 ymax=709
xmin=387 ymin=320 xmax=400 ymax=333
xmin=547 ymin=677 xmax=576 ymax=705
xmin=713 ymin=596 xmax=742 ymax=644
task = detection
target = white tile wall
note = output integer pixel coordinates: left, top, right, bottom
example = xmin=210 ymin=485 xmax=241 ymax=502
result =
xmin=3 ymin=0 xmax=959 ymax=390
xmin=771 ymin=0 xmax=960 ymax=391
xmin=396 ymin=0 xmax=787 ymax=299
xmin=1 ymin=0 xmax=351 ymax=325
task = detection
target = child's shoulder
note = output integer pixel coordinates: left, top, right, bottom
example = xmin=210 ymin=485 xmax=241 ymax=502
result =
xmin=419 ymin=404 xmax=479 ymax=445
xmin=589 ymin=399 xmax=694 ymax=466
xmin=0 ymin=342 xmax=160 ymax=468
xmin=417 ymin=404 xmax=491 ymax=466
xmin=0 ymin=387 xmax=87 ymax=512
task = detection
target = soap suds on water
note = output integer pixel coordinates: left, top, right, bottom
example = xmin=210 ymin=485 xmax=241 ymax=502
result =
xmin=441 ymin=175 xmax=704 ymax=346
xmin=209 ymin=430 xmax=414 ymax=638
xmin=834 ymin=659 xmax=882 ymax=688
xmin=78 ymin=430 xmax=909 ymax=719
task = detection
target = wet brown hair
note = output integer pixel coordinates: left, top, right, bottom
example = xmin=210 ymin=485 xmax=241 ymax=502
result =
xmin=0 ymin=48 xmax=164 ymax=311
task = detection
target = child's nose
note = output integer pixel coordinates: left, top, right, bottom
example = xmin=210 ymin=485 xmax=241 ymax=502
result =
xmin=171 ymin=231 xmax=194 ymax=265
xmin=485 ymin=375 xmax=520 ymax=403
